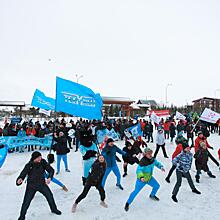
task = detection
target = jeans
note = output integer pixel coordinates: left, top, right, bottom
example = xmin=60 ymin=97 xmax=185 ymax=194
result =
xmin=57 ymin=154 xmax=68 ymax=173
xmin=102 ymin=165 xmax=121 ymax=188
xmin=75 ymin=182 xmax=105 ymax=204
xmin=172 ymin=170 xmax=196 ymax=196
xmin=127 ymin=177 xmax=160 ymax=205
xmin=75 ymin=138 xmax=80 ymax=151
xmin=44 ymin=173 xmax=64 ymax=188
xmin=18 ymin=185 xmax=57 ymax=220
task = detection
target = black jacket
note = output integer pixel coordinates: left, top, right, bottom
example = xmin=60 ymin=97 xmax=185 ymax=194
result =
xmin=139 ymin=157 xmax=155 ymax=167
xmin=122 ymin=146 xmax=139 ymax=164
xmin=87 ymin=160 xmax=106 ymax=185
xmin=16 ymin=159 xmax=54 ymax=189
xmin=53 ymin=136 xmax=69 ymax=155
xmin=194 ymin=148 xmax=219 ymax=171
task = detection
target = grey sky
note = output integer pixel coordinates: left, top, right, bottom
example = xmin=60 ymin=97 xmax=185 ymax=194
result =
xmin=0 ymin=0 xmax=220 ymax=106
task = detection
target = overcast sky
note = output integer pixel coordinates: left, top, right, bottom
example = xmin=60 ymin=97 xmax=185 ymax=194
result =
xmin=0 ymin=0 xmax=220 ymax=107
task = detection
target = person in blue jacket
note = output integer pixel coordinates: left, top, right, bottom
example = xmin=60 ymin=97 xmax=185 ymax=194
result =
xmin=101 ymin=138 xmax=126 ymax=190
xmin=17 ymin=127 xmax=26 ymax=153
xmin=79 ymin=130 xmax=98 ymax=185
xmin=124 ymin=147 xmax=165 ymax=211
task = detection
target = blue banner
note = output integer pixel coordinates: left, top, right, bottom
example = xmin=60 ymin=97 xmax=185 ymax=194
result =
xmin=11 ymin=117 xmax=22 ymax=124
xmin=96 ymin=128 xmax=119 ymax=144
xmin=126 ymin=123 xmax=143 ymax=139
xmin=0 ymin=139 xmax=7 ymax=168
xmin=0 ymin=136 xmax=53 ymax=150
xmin=55 ymin=77 xmax=103 ymax=120
xmin=31 ymin=89 xmax=55 ymax=110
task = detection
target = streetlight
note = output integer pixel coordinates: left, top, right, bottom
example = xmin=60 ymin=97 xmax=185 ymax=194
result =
xmin=214 ymin=89 xmax=220 ymax=98
xmin=165 ymin=83 xmax=172 ymax=106
xmin=75 ymin=74 xmax=83 ymax=83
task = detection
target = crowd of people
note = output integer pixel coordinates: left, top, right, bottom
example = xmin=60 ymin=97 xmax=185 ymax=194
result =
xmin=0 ymin=116 xmax=220 ymax=219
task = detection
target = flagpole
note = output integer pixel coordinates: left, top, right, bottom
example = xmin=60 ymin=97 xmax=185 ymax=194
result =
xmin=48 ymin=77 xmax=58 ymax=158
xmin=191 ymin=118 xmax=200 ymax=133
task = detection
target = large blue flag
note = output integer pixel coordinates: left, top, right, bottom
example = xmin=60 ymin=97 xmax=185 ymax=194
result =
xmin=55 ymin=77 xmax=103 ymax=120
xmin=31 ymin=89 xmax=55 ymax=110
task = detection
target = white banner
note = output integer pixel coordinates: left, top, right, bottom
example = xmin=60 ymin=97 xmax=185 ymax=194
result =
xmin=200 ymin=108 xmax=220 ymax=124
xmin=39 ymin=108 xmax=51 ymax=116
xmin=150 ymin=111 xmax=160 ymax=124
xmin=176 ymin=111 xmax=186 ymax=120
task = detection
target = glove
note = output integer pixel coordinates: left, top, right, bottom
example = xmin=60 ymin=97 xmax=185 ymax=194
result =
xmin=83 ymin=150 xmax=97 ymax=160
xmin=209 ymin=146 xmax=214 ymax=150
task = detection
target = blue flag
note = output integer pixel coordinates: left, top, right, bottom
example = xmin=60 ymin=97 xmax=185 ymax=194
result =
xmin=97 ymin=128 xmax=119 ymax=144
xmin=55 ymin=77 xmax=103 ymax=120
xmin=126 ymin=123 xmax=143 ymax=139
xmin=31 ymin=89 xmax=55 ymax=110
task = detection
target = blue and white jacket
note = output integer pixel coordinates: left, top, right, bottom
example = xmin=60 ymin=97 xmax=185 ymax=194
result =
xmin=172 ymin=151 xmax=193 ymax=173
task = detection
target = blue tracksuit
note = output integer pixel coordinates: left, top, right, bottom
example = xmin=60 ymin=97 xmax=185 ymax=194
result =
xmin=101 ymin=144 xmax=126 ymax=187
xmin=126 ymin=157 xmax=163 ymax=205
xmin=80 ymin=143 xmax=98 ymax=178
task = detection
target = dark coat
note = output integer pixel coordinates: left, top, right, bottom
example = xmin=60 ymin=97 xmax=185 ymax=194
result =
xmin=53 ymin=136 xmax=69 ymax=155
xmin=169 ymin=124 xmax=176 ymax=138
xmin=122 ymin=146 xmax=139 ymax=164
xmin=102 ymin=144 xmax=126 ymax=168
xmin=194 ymin=148 xmax=219 ymax=171
xmin=16 ymin=159 xmax=54 ymax=189
xmin=86 ymin=160 xmax=106 ymax=185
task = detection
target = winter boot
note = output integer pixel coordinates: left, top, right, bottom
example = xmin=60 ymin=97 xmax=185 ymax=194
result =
xmin=124 ymin=203 xmax=129 ymax=212
xmin=195 ymin=175 xmax=200 ymax=183
xmin=208 ymin=172 xmax=216 ymax=178
xmin=123 ymin=173 xmax=127 ymax=178
xmin=116 ymin=184 xmax=124 ymax=190
xmin=192 ymin=189 xmax=201 ymax=194
xmin=62 ymin=185 xmax=68 ymax=192
xmin=165 ymin=177 xmax=170 ymax=183
xmin=65 ymin=169 xmax=71 ymax=172
xmin=82 ymin=177 xmax=87 ymax=186
xmin=100 ymin=201 xmax=108 ymax=208
xmin=172 ymin=195 xmax=178 ymax=203
xmin=72 ymin=203 xmax=77 ymax=213
xmin=149 ymin=195 xmax=160 ymax=201
xmin=52 ymin=209 xmax=62 ymax=215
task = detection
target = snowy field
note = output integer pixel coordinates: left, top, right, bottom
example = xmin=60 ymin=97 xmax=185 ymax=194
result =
xmin=0 ymin=133 xmax=220 ymax=220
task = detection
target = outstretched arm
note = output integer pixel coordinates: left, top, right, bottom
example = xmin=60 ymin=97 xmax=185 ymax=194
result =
xmin=16 ymin=163 xmax=31 ymax=186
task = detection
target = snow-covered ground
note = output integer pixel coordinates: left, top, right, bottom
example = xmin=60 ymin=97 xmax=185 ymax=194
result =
xmin=1 ymin=133 xmax=220 ymax=220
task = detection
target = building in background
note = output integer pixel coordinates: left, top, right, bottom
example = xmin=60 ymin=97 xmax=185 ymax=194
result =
xmin=192 ymin=97 xmax=220 ymax=113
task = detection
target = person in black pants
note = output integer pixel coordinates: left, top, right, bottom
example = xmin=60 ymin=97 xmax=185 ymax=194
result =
xmin=154 ymin=129 xmax=168 ymax=158
xmin=16 ymin=151 xmax=61 ymax=220
xmin=72 ymin=155 xmax=108 ymax=212
xmin=122 ymin=141 xmax=140 ymax=177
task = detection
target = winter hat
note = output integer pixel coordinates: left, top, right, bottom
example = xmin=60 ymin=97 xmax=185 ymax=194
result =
xmin=182 ymin=141 xmax=189 ymax=150
xmin=125 ymin=141 xmax=132 ymax=147
xmin=31 ymin=151 xmax=42 ymax=161
xmin=144 ymin=147 xmax=153 ymax=154
xmin=197 ymin=131 xmax=203 ymax=136
xmin=106 ymin=138 xmax=114 ymax=144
